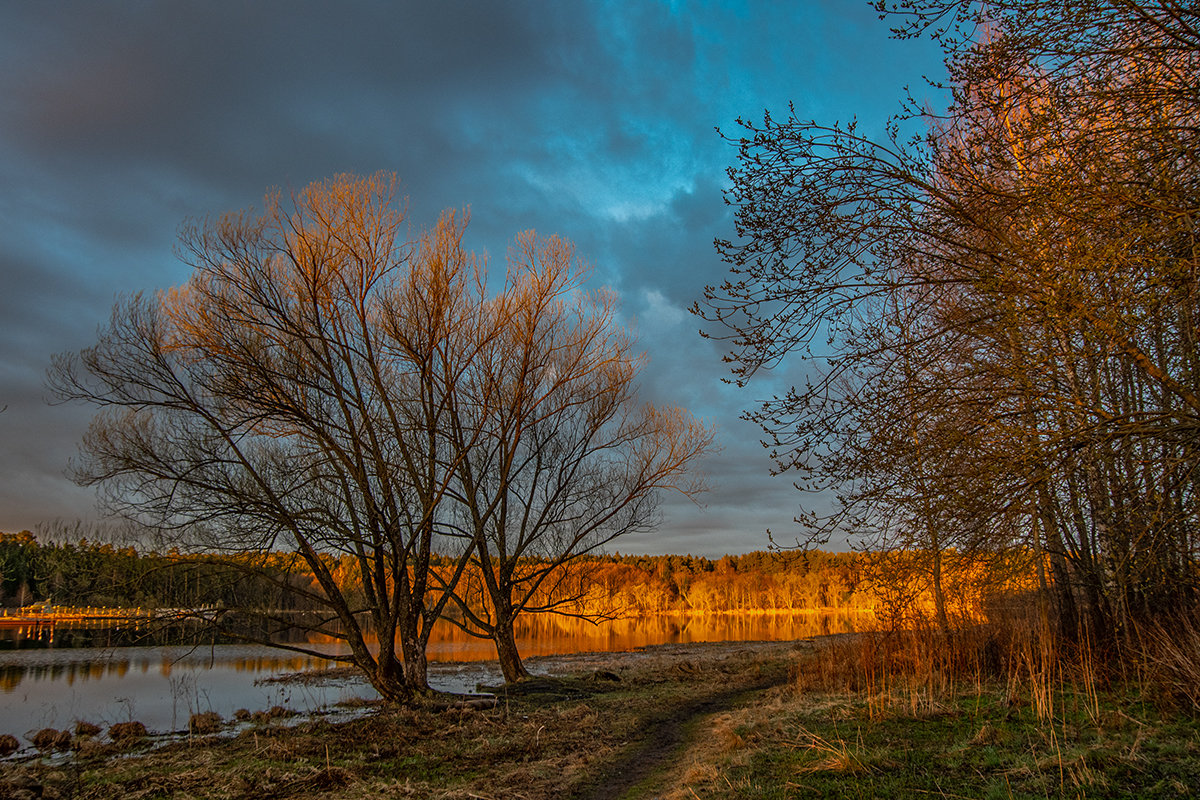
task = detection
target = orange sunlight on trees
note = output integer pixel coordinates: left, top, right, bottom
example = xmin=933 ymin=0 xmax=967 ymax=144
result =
xmin=48 ymin=173 xmax=711 ymax=701
xmin=443 ymin=232 xmax=713 ymax=681
xmin=701 ymin=1 xmax=1200 ymax=650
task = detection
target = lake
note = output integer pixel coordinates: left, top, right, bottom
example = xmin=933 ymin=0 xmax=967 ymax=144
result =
xmin=0 ymin=610 xmax=869 ymax=739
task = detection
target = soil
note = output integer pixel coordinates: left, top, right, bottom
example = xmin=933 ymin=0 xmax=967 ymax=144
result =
xmin=536 ymin=641 xmax=799 ymax=800
xmin=578 ymin=674 xmax=786 ymax=800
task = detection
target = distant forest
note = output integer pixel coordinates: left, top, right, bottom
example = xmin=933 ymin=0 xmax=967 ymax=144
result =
xmin=0 ymin=530 xmax=1033 ymax=623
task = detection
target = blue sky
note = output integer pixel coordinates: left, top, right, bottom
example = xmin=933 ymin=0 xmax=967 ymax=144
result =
xmin=0 ymin=1 xmax=944 ymax=556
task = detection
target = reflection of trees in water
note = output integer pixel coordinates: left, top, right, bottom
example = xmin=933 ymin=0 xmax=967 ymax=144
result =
xmin=0 ymin=613 xmax=327 ymax=653
xmin=311 ymin=609 xmax=872 ymax=660
xmin=0 ymin=646 xmax=331 ymax=693
xmin=0 ymin=610 xmax=869 ymax=692
xmin=423 ymin=610 xmax=872 ymax=660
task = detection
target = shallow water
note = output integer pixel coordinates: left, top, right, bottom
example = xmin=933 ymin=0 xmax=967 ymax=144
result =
xmin=0 ymin=610 xmax=868 ymax=737
xmin=0 ymin=643 xmax=504 ymax=737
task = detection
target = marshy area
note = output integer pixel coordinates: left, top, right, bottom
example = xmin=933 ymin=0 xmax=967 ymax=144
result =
xmin=2 ymin=617 xmax=1198 ymax=800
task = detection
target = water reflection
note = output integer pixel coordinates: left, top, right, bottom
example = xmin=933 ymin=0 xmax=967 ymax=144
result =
xmin=0 ymin=650 xmax=332 ymax=693
xmin=0 ymin=642 xmax=362 ymax=736
xmin=424 ymin=609 xmax=870 ymax=661
xmin=0 ymin=611 xmax=868 ymax=736
xmin=0 ymin=610 xmax=870 ymax=693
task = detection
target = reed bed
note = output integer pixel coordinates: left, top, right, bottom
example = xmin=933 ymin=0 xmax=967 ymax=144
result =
xmin=794 ymin=605 xmax=1200 ymax=719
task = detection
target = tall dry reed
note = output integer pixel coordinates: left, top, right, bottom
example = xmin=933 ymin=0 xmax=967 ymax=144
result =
xmin=1132 ymin=609 xmax=1200 ymax=710
xmin=793 ymin=609 xmax=1111 ymax=720
xmin=794 ymin=599 xmax=1200 ymax=718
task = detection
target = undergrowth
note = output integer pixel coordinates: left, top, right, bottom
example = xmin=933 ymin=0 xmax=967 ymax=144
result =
xmin=670 ymin=612 xmax=1200 ymax=799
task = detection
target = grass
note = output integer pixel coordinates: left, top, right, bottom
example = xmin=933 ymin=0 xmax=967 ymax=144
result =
xmin=658 ymin=621 xmax=1200 ymax=800
xmin=2 ymin=627 xmax=1199 ymax=799
xmin=681 ymin=684 xmax=1200 ymax=799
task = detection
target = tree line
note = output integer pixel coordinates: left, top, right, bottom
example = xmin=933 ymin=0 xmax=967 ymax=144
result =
xmin=0 ymin=530 xmax=1036 ymax=631
xmin=699 ymin=0 xmax=1200 ymax=649
xmin=0 ymin=530 xmax=294 ymax=611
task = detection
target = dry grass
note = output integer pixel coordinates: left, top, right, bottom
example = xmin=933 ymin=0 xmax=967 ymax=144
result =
xmin=74 ymin=720 xmax=102 ymax=737
xmin=189 ymin=711 xmax=224 ymax=734
xmin=1135 ymin=611 xmax=1200 ymax=710
xmin=790 ymin=725 xmax=872 ymax=774
xmin=108 ymin=721 xmax=148 ymax=743
xmin=29 ymin=728 xmax=71 ymax=752
xmin=788 ymin=610 xmax=1139 ymax=725
xmin=670 ymin=621 xmax=1200 ymax=800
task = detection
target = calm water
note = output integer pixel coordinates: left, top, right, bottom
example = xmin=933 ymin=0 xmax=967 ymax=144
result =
xmin=0 ymin=610 xmax=867 ymax=739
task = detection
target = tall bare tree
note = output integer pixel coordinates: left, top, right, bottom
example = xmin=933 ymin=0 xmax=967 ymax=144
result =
xmin=444 ymin=233 xmax=713 ymax=681
xmin=50 ymin=174 xmax=493 ymax=701
xmin=52 ymin=172 xmax=710 ymax=697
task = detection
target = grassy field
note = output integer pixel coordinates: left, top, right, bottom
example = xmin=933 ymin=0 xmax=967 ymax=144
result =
xmin=1 ymin=633 xmax=1197 ymax=799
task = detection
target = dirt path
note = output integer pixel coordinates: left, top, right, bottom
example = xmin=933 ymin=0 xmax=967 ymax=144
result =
xmin=576 ymin=669 xmax=788 ymax=800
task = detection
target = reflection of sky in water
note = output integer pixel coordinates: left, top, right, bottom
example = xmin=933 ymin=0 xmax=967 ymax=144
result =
xmin=0 ymin=611 xmax=865 ymax=736
xmin=0 ymin=644 xmax=499 ymax=736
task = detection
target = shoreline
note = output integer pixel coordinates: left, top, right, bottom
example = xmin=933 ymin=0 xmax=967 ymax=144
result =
xmin=1 ymin=633 xmax=1194 ymax=799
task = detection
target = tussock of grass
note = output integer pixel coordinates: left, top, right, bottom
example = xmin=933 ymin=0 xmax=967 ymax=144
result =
xmin=790 ymin=726 xmax=873 ymax=774
xmin=188 ymin=711 xmax=223 ymax=735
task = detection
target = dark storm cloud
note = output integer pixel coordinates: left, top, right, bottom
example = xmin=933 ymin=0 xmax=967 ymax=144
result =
xmin=0 ymin=1 xmax=945 ymax=554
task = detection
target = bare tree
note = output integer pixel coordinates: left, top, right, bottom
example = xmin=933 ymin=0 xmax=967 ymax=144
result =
xmin=49 ymin=174 xmax=491 ymax=701
xmin=444 ymin=233 xmax=714 ymax=681
xmin=51 ymin=172 xmax=710 ymax=697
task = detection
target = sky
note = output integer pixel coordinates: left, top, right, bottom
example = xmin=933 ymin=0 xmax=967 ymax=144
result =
xmin=0 ymin=1 xmax=945 ymax=557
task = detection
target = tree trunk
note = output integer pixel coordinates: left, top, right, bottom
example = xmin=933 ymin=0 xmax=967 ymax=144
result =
xmin=362 ymin=613 xmax=417 ymax=703
xmin=930 ymin=547 xmax=950 ymax=633
xmin=402 ymin=641 xmax=429 ymax=691
xmin=370 ymin=650 xmax=414 ymax=704
xmin=494 ymin=613 xmax=530 ymax=683
xmin=398 ymin=613 xmax=430 ymax=693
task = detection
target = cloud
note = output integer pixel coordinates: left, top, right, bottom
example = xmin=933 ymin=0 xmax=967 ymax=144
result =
xmin=0 ymin=1 xmax=946 ymax=554
xmin=639 ymin=288 xmax=688 ymax=330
